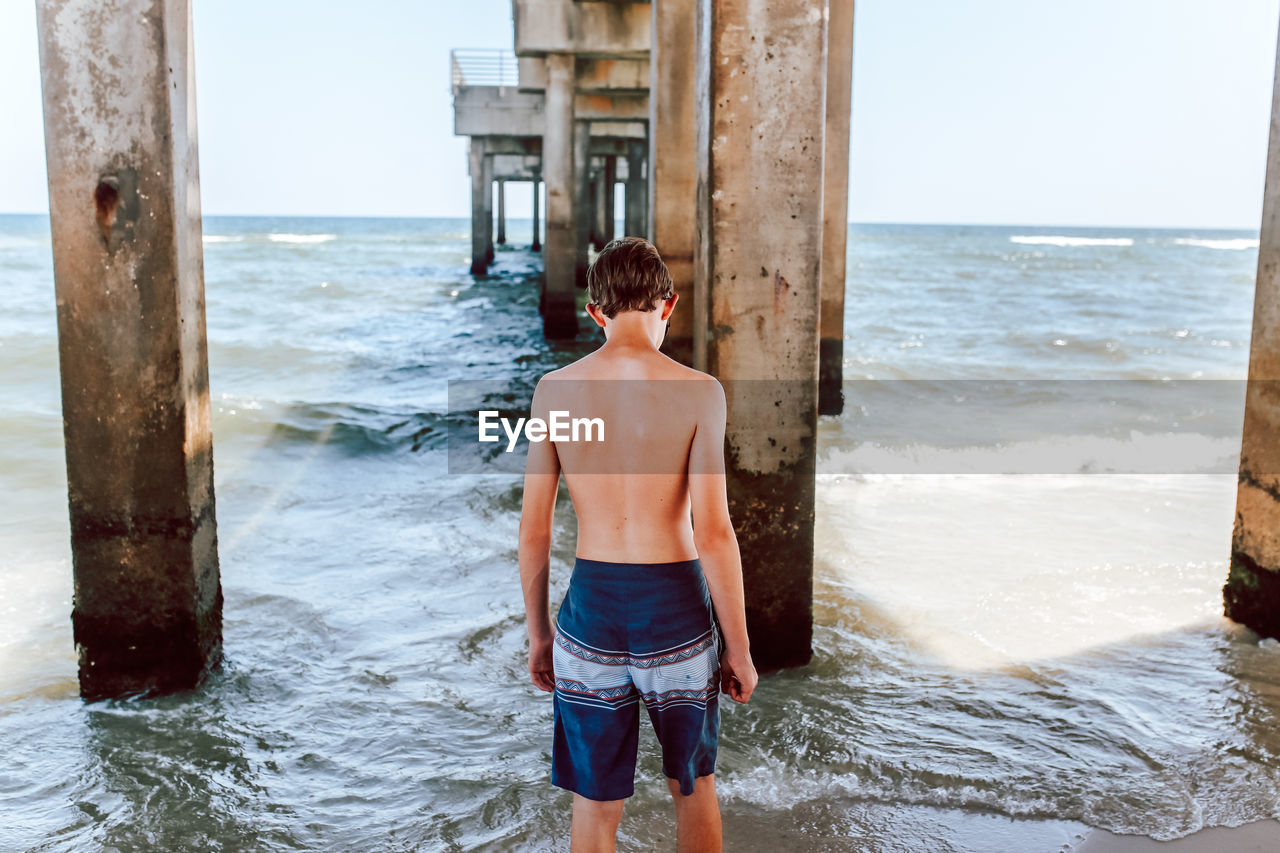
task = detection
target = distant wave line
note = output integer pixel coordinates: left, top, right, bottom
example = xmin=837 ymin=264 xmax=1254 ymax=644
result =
xmin=1010 ymin=236 xmax=1134 ymax=247
xmin=268 ymin=234 xmax=337 ymax=244
xmin=202 ymin=233 xmax=338 ymax=244
xmin=1174 ymin=237 xmax=1259 ymax=251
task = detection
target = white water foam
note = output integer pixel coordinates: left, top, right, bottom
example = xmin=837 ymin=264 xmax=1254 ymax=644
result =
xmin=1010 ymin=236 xmax=1135 ymax=247
xmin=1174 ymin=237 xmax=1259 ymax=251
xmin=268 ymin=233 xmax=337 ymax=244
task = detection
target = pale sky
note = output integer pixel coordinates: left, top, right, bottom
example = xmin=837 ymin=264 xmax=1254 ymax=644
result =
xmin=1 ymin=0 xmax=1276 ymax=228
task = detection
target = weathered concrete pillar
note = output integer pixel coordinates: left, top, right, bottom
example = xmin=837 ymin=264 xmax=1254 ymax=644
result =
xmin=591 ymin=160 xmax=609 ymax=251
xmin=483 ymin=154 xmax=495 ymax=264
xmin=1225 ymin=16 xmax=1280 ymax=638
xmin=603 ymin=155 xmax=617 ymax=246
xmin=531 ymin=174 xmax=542 ymax=252
xmin=694 ymin=0 xmax=827 ymax=670
xmin=542 ymin=54 xmax=578 ymax=336
xmin=574 ymin=121 xmax=592 ymax=290
xmin=469 ymin=138 xmax=489 ymax=275
xmin=819 ymin=0 xmax=853 ymax=416
xmin=587 ymin=168 xmax=598 ymax=248
xmin=35 ymin=0 xmax=223 ymax=700
xmin=625 ymin=140 xmax=647 ymax=240
xmin=651 ymin=0 xmax=698 ymax=366
xmin=496 ymin=178 xmax=507 ymax=245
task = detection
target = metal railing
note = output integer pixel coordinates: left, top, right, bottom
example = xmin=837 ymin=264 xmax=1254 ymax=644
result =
xmin=451 ymin=49 xmax=520 ymax=93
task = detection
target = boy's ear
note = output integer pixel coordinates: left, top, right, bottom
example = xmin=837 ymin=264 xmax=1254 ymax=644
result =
xmin=660 ymin=292 xmax=678 ymax=321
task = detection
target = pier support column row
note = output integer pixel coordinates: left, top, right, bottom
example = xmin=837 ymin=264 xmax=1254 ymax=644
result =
xmin=603 ymin=156 xmax=617 ymax=247
xmin=1226 ymin=14 xmax=1280 ymax=638
xmin=591 ymin=161 xmax=607 ymax=251
xmin=482 ymin=153 xmax=495 ymax=264
xmin=469 ymin=137 xmax=489 ymax=275
xmin=497 ymin=178 xmax=506 ymax=245
xmin=35 ymin=0 xmax=223 ymax=699
xmin=695 ymin=0 xmax=828 ymax=670
xmin=542 ymin=53 xmax=579 ymax=337
xmin=531 ymin=174 xmax=542 ymax=252
xmin=624 ymin=140 xmax=647 ymax=241
xmin=573 ymin=120 xmax=592 ymax=291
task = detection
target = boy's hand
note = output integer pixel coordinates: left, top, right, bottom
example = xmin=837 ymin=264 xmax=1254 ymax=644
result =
xmin=529 ymin=635 xmax=555 ymax=693
xmin=720 ymin=648 xmax=758 ymax=703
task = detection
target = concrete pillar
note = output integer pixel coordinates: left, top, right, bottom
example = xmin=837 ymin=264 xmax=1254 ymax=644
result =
xmin=1225 ymin=15 xmax=1280 ymax=638
xmin=591 ymin=160 xmax=609 ymax=251
xmin=35 ymin=0 xmax=222 ymax=700
xmin=469 ymin=138 xmax=489 ymax=275
xmin=542 ymin=54 xmax=578 ymax=337
xmin=531 ymin=174 xmax=542 ymax=252
xmin=587 ymin=168 xmax=598 ymax=248
xmin=819 ymin=0 xmax=854 ymax=416
xmin=496 ymin=178 xmax=507 ymax=245
xmin=624 ymin=140 xmax=647 ymax=240
xmin=603 ymin=155 xmax=617 ymax=246
xmin=483 ymin=154 xmax=495 ymax=264
xmin=694 ymin=0 xmax=827 ymax=670
xmin=574 ymin=121 xmax=592 ymax=290
xmin=650 ymin=0 xmax=698 ymax=366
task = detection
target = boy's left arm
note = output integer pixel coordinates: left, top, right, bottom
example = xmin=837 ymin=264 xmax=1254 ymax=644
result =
xmin=519 ymin=378 xmax=561 ymax=693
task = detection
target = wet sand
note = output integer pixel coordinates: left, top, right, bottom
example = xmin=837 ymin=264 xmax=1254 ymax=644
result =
xmin=613 ymin=802 xmax=1280 ymax=852
xmin=1071 ymin=817 xmax=1280 ymax=852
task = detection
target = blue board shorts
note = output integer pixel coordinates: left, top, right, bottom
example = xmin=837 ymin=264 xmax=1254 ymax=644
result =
xmin=551 ymin=557 xmax=722 ymax=801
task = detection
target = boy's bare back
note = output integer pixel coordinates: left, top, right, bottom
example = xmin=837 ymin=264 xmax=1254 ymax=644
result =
xmin=534 ymin=343 xmax=720 ymax=564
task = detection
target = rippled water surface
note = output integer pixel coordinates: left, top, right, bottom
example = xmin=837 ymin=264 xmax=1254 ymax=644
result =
xmin=2 ymin=215 xmax=1277 ymax=851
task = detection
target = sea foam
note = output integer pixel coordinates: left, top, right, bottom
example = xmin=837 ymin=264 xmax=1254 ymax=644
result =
xmin=1174 ymin=237 xmax=1259 ymax=251
xmin=1010 ymin=235 xmax=1134 ymax=247
xmin=268 ymin=233 xmax=337 ymax=244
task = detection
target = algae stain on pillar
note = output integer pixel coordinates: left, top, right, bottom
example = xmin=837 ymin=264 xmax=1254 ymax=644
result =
xmin=36 ymin=0 xmax=223 ymax=699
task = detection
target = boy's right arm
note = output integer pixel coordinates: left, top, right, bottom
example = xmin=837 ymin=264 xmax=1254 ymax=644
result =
xmin=688 ymin=378 xmax=758 ymax=704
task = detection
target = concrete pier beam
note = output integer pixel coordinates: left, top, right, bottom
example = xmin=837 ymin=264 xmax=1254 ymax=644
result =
xmin=820 ymin=0 xmax=853 ymax=416
xmin=469 ymin=138 xmax=489 ymax=275
xmin=650 ymin=0 xmax=698 ymax=366
xmin=694 ymin=0 xmax=827 ymax=670
xmin=35 ymin=0 xmax=223 ymax=699
xmin=497 ymin=178 xmax=507 ymax=245
xmin=542 ymin=53 xmax=578 ymax=336
xmin=483 ymin=152 xmax=495 ymax=264
xmin=1225 ymin=17 xmax=1280 ymax=638
xmin=624 ymin=140 xmax=647 ymax=240
xmin=574 ymin=120 xmax=592 ymax=290
xmin=532 ymin=174 xmax=542 ymax=252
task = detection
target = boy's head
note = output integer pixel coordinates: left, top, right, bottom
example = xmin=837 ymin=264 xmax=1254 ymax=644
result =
xmin=586 ymin=237 xmax=675 ymax=318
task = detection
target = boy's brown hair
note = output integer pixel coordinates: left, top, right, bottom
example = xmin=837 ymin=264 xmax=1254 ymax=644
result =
xmin=586 ymin=236 xmax=675 ymax=318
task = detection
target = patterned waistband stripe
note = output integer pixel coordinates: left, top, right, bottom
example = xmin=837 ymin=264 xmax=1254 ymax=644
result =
xmin=554 ymin=626 xmax=715 ymax=669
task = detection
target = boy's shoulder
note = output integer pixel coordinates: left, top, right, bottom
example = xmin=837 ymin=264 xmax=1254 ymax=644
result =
xmin=537 ymin=355 xmax=722 ymax=389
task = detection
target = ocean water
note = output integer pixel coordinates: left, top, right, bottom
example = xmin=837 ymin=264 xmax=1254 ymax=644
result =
xmin=1 ymin=213 xmax=1277 ymax=851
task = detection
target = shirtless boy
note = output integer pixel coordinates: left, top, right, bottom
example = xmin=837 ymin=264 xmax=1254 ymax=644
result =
xmin=517 ymin=237 xmax=758 ymax=852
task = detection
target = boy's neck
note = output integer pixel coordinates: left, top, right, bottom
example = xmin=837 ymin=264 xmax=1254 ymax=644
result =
xmin=600 ymin=315 xmax=661 ymax=352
